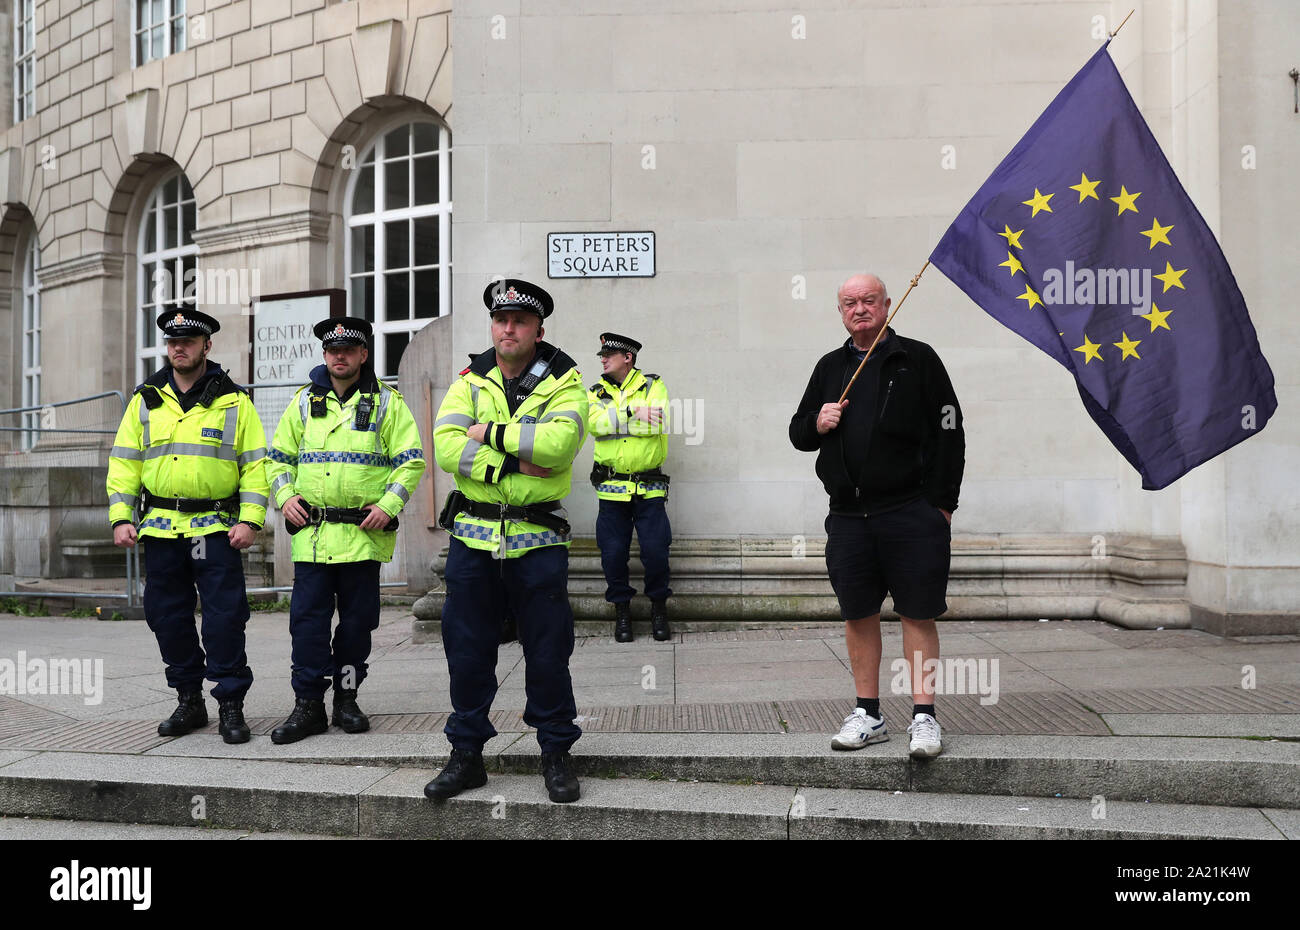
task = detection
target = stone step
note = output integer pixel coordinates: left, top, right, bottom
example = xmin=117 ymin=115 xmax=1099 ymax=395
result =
xmin=0 ymin=750 xmax=1289 ymax=840
xmin=66 ymin=732 xmax=1300 ymax=810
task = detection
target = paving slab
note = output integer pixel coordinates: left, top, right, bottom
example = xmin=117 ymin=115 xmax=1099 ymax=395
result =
xmin=675 ymin=659 xmax=848 ymax=684
xmin=1102 ymin=714 xmax=1300 ymax=738
xmin=1017 ymin=648 xmax=1227 ymax=672
xmin=971 ymin=629 xmax=1119 ymax=652
xmin=358 ymin=769 xmax=794 ymax=839
xmin=1260 ymin=809 xmax=1300 ymax=839
xmin=791 ymin=787 xmax=1285 ymax=840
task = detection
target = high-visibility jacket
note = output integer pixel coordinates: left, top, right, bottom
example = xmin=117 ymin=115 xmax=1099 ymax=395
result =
xmin=106 ymin=362 xmax=269 ymax=538
xmin=587 ymin=367 xmax=670 ymax=501
xmin=266 ymin=366 xmax=426 ymax=564
xmin=433 ymin=342 xmax=587 ymax=558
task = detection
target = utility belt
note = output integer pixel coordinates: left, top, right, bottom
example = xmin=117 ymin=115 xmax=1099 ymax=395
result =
xmin=589 ymin=464 xmax=670 ymax=488
xmin=438 ymin=489 xmax=571 ymax=537
xmin=141 ymin=488 xmax=240 ymax=526
xmin=286 ymin=504 xmax=399 ymax=536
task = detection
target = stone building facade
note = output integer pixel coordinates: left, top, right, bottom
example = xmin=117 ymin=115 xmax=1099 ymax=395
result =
xmin=0 ymin=0 xmax=451 ymax=589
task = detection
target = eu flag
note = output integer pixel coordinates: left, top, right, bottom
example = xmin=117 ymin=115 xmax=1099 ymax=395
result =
xmin=930 ymin=43 xmax=1276 ymax=490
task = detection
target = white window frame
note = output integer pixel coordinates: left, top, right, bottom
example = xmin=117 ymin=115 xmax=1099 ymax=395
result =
xmin=19 ymin=232 xmax=39 ymax=450
xmin=344 ymin=117 xmax=452 ymax=378
xmin=136 ymin=171 xmax=198 ymax=384
xmin=132 ymin=0 xmax=187 ymax=68
xmin=13 ymin=0 xmax=34 ymax=122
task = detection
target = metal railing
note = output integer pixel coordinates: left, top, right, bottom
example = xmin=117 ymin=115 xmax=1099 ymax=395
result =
xmin=0 ymin=377 xmax=411 ymax=609
xmin=0 ymin=390 xmax=140 ymax=605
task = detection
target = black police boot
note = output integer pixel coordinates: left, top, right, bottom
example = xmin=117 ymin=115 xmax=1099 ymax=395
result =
xmin=157 ymin=689 xmax=207 ymax=737
xmin=614 ymin=602 xmax=634 ymax=643
xmin=332 ymin=688 xmax=370 ymax=733
xmin=217 ymin=698 xmax=250 ymax=744
xmin=270 ymin=697 xmax=328 ymax=745
xmin=541 ymin=751 xmax=581 ymax=803
xmin=423 ymin=748 xmax=487 ymax=801
xmin=651 ymin=600 xmax=672 ymax=642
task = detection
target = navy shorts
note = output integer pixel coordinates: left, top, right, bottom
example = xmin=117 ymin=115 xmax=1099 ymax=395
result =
xmin=824 ymin=497 xmax=951 ymax=621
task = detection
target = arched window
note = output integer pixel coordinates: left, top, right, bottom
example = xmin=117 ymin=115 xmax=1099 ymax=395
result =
xmin=19 ymin=231 xmax=39 ymax=449
xmin=136 ymin=172 xmax=197 ymax=382
xmin=345 ymin=119 xmax=452 ymax=377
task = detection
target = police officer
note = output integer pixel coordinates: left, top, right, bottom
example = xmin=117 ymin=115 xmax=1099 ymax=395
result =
xmin=425 ymin=279 xmax=587 ymax=804
xmin=264 ymin=317 xmax=426 ymax=743
xmin=108 ymin=309 xmax=269 ymax=744
xmin=588 ymin=333 xmax=673 ymax=642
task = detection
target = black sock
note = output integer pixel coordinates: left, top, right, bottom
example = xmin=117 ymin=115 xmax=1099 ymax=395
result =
xmin=856 ymin=697 xmax=880 ymax=718
xmin=913 ymin=703 xmax=936 ymax=720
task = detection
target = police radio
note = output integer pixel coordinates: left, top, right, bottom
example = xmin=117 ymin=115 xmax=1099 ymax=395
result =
xmin=354 ymin=395 xmax=373 ymax=431
xmin=513 ymin=347 xmax=556 ymax=405
xmin=309 ymin=394 xmax=327 ymax=417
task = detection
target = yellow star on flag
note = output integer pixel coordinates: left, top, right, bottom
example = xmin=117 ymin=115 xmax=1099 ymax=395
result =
xmin=1074 ymin=334 xmax=1103 ymax=364
xmin=1153 ymin=261 xmax=1187 ymax=292
xmin=1016 ymin=284 xmax=1043 ymax=309
xmin=1069 ymin=173 xmax=1101 ymax=202
xmin=1022 ymin=188 xmax=1054 ymax=217
xmin=1113 ymin=332 xmax=1142 ymax=360
xmin=1110 ymin=185 xmax=1141 ymax=215
xmin=998 ymin=251 xmax=1025 ymax=277
xmin=1140 ymin=303 xmax=1172 ymax=332
xmin=1139 ymin=217 xmax=1174 ymax=249
xmin=998 ymin=225 xmax=1025 ymax=249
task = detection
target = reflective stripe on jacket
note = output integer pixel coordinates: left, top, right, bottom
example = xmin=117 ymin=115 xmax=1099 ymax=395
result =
xmin=433 ymin=342 xmax=587 ymax=558
xmin=106 ymin=363 xmax=269 ymax=538
xmin=266 ymin=365 xmax=426 ymax=564
xmin=587 ymin=368 xmax=669 ymax=501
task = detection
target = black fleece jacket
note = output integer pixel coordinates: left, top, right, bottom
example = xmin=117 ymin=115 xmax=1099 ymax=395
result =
xmin=788 ymin=328 xmax=965 ymax=515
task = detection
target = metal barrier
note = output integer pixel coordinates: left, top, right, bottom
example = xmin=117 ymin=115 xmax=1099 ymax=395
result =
xmin=0 ymin=378 xmax=409 ymax=611
xmin=0 ymin=390 xmax=140 ymax=606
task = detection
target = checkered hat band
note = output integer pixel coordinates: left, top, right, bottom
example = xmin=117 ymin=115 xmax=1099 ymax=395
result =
xmin=166 ymin=320 xmax=212 ymax=334
xmin=602 ymin=340 xmax=635 ymax=352
xmin=323 ymin=328 xmax=367 ymax=343
xmin=493 ymin=291 xmax=544 ymax=312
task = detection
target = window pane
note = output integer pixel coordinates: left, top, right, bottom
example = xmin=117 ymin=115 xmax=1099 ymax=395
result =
xmin=165 ymin=203 xmax=179 ymax=250
xmin=413 ymin=153 xmax=438 ymax=206
xmin=151 ymin=0 xmax=163 ymax=23
xmin=384 ymin=220 xmax=409 ymax=271
xmin=173 ymin=17 xmax=186 ymax=54
xmin=384 ymin=159 xmax=408 ymax=211
xmin=142 ymin=262 xmax=157 ymax=306
xmin=137 ymin=32 xmax=149 ymax=65
xmin=175 ymin=0 xmax=186 ymax=13
xmin=145 ymin=208 xmax=157 ymax=251
xmin=413 ymin=216 xmax=438 ymax=267
xmin=413 ymin=270 xmax=438 ymax=319
xmin=386 ymin=270 xmax=410 ymax=321
xmin=351 ymin=224 xmax=374 ymax=272
xmin=384 ymin=126 xmax=409 ymax=159
xmin=181 ymin=254 xmax=196 ymax=302
xmin=165 ymin=175 xmax=179 ymax=205
xmin=351 ymin=165 xmax=374 ymax=215
xmin=143 ymin=311 xmax=157 ymax=347
xmin=350 ymin=275 xmax=374 ymax=322
xmin=413 ymin=123 xmax=438 ymax=154
xmin=182 ymin=202 xmax=195 ymax=245
xmin=385 ymin=331 xmax=410 ymax=377
xmin=180 ymin=174 xmax=194 ymax=200
xmin=152 ymin=26 xmax=163 ymax=61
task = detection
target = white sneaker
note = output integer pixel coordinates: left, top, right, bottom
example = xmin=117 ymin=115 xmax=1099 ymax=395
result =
xmin=830 ymin=707 xmax=889 ymax=750
xmin=907 ymin=713 xmax=942 ymax=758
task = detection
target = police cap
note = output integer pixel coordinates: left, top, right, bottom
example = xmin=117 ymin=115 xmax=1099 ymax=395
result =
xmin=483 ymin=278 xmax=553 ymax=319
xmin=314 ymin=316 xmax=373 ymax=348
xmin=598 ymin=332 xmax=642 ymax=356
xmin=157 ymin=309 xmax=220 ymax=338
